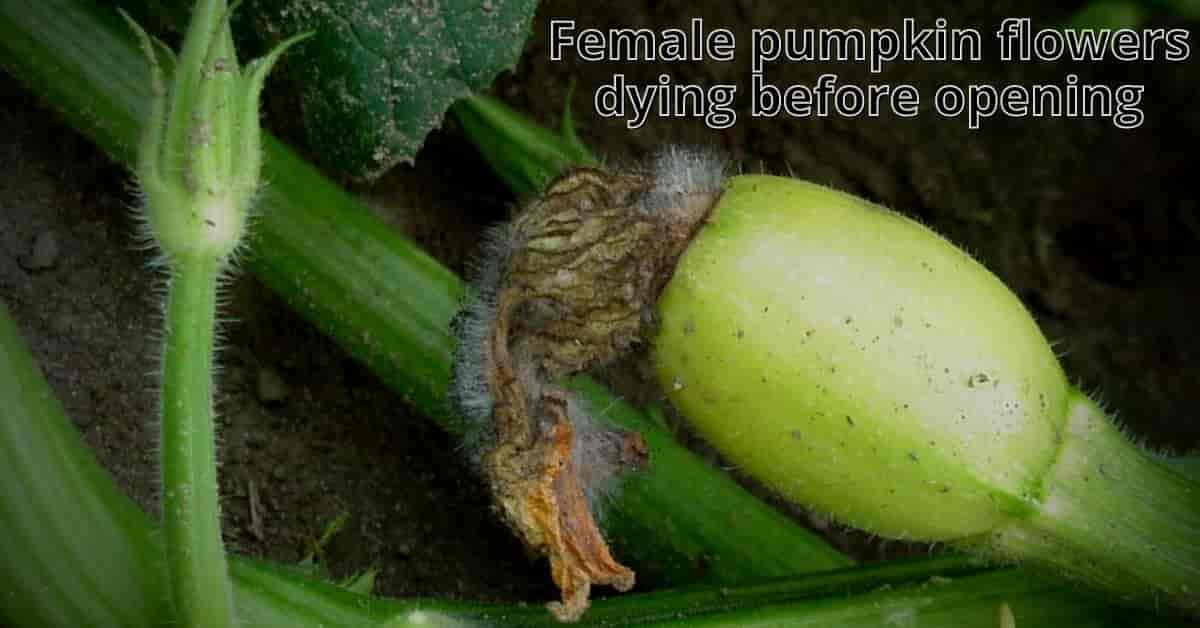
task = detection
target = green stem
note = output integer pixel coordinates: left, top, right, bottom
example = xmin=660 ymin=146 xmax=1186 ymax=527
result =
xmin=160 ymin=256 xmax=235 ymax=626
xmin=1167 ymin=455 xmax=1200 ymax=482
xmin=1 ymin=298 xmax=1189 ymax=626
xmin=452 ymin=93 xmax=597 ymax=199
xmin=0 ymin=299 xmax=394 ymax=626
xmin=0 ymin=0 xmax=853 ymax=585
xmin=1 ymin=2 xmax=1196 ymax=625
xmin=0 ymin=306 xmax=166 ymax=627
xmin=569 ymin=377 xmax=849 ymax=584
xmin=982 ymin=390 xmax=1200 ymax=614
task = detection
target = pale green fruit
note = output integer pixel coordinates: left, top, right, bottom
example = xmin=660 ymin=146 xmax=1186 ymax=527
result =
xmin=655 ymin=174 xmax=1071 ymax=541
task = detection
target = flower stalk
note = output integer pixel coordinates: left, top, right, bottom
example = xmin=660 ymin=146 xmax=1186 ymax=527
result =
xmin=121 ymin=1 xmax=307 ymax=624
xmin=158 ymin=255 xmax=232 ymax=627
xmin=982 ymin=391 xmax=1199 ymax=611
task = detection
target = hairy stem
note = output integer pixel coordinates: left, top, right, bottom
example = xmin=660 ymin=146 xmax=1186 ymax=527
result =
xmin=982 ymin=390 xmax=1200 ymax=614
xmin=160 ymin=255 xmax=235 ymax=627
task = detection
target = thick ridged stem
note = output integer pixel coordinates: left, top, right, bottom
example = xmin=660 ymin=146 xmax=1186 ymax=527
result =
xmin=981 ymin=391 xmax=1200 ymax=614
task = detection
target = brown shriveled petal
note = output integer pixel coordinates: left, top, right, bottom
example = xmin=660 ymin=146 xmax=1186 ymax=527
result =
xmin=480 ymin=166 xmax=718 ymax=621
xmin=505 ymin=168 xmax=657 ymax=379
xmin=484 ymin=290 xmax=643 ymax=622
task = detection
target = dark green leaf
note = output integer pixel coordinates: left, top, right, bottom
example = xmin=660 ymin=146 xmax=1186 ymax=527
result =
xmin=252 ymin=0 xmax=537 ymax=180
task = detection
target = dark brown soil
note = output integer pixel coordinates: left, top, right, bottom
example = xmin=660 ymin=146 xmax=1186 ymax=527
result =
xmin=1 ymin=0 xmax=1196 ymax=611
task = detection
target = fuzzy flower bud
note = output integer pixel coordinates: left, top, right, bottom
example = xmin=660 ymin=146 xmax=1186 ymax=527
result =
xmin=123 ymin=1 xmax=308 ymax=264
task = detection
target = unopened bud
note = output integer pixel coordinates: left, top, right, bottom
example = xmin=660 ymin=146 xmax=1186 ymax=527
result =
xmin=122 ymin=1 xmax=309 ymax=264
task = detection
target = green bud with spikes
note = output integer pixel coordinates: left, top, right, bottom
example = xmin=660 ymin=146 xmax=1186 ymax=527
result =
xmin=120 ymin=3 xmax=308 ymax=626
xmin=122 ymin=0 xmax=309 ymax=265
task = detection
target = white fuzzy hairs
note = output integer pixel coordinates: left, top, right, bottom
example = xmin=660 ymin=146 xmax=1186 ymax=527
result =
xmin=640 ymin=145 xmax=729 ymax=215
xmin=448 ymin=221 xmax=522 ymax=466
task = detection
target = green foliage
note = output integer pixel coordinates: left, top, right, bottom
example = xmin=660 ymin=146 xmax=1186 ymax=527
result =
xmin=1065 ymin=1 xmax=1149 ymax=29
xmin=4 ymin=0 xmax=1199 ymax=624
xmin=1065 ymin=0 xmax=1200 ymax=28
xmin=453 ymin=91 xmax=596 ymax=198
xmin=251 ymin=0 xmax=538 ymax=181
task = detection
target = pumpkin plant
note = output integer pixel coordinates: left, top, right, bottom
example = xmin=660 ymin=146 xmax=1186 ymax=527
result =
xmin=0 ymin=0 xmax=1195 ymax=625
xmin=452 ymin=93 xmax=1200 ymax=617
xmin=117 ymin=2 xmax=310 ymax=624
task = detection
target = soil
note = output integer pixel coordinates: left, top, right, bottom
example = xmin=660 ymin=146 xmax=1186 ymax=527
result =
xmin=1 ymin=0 xmax=1197 ymax=613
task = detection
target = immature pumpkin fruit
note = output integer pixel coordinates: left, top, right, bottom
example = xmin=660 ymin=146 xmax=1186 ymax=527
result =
xmin=655 ymin=174 xmax=1199 ymax=615
xmin=657 ymin=175 xmax=1071 ymax=540
xmin=454 ymin=153 xmax=1198 ymax=621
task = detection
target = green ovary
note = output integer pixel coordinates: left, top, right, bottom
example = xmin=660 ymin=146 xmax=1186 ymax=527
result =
xmin=655 ymin=175 xmax=1071 ymax=541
